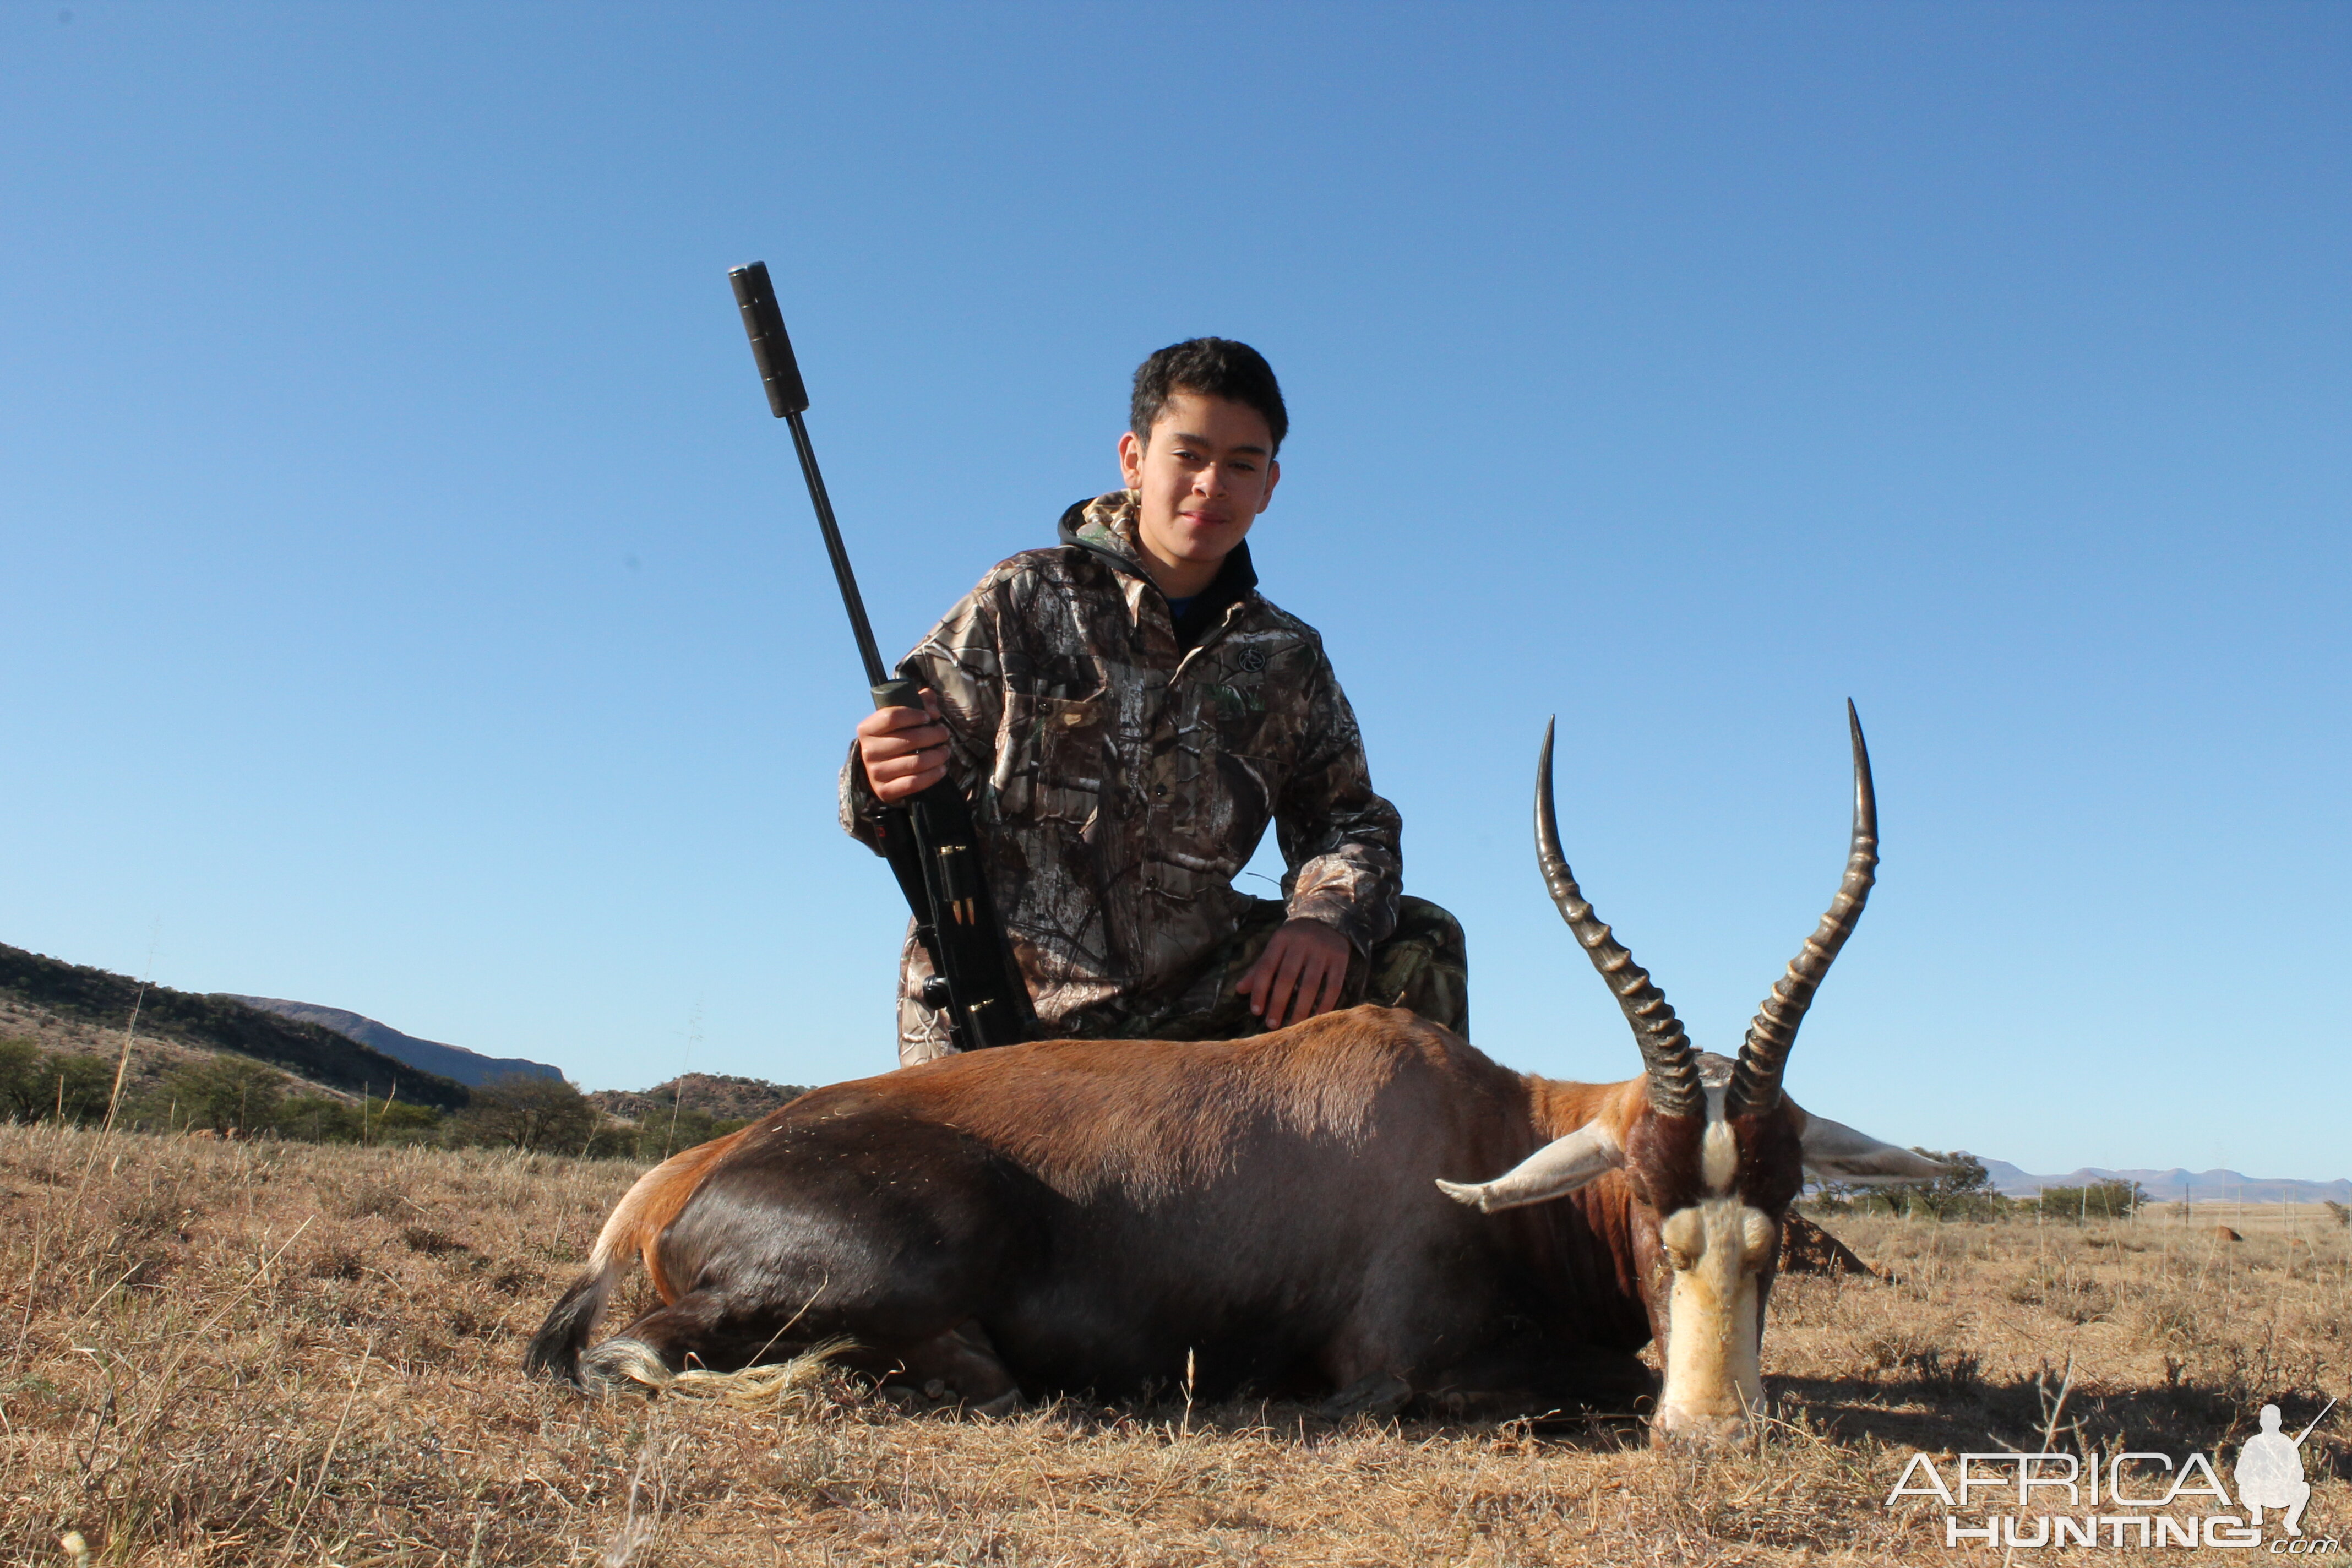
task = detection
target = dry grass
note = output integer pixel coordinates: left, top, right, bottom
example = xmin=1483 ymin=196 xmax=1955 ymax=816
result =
xmin=4 ymin=1122 xmax=2347 ymax=1566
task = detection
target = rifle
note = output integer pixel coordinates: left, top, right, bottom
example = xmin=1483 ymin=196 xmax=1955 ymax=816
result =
xmin=727 ymin=260 xmax=1036 ymax=1052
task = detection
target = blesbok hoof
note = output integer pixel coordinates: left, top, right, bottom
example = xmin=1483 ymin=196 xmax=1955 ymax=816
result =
xmin=1319 ymin=1371 xmax=1412 ymax=1422
xmin=1651 ymin=1409 xmax=1750 ymax=1448
xmin=970 ymin=1388 xmax=1022 ymax=1419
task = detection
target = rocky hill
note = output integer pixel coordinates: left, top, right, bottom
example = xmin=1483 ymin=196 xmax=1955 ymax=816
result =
xmin=0 ymin=942 xmax=470 ymax=1110
xmin=588 ymin=1072 xmax=808 ymax=1125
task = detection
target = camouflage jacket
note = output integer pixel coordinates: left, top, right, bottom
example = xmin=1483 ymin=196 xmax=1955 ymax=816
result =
xmin=841 ymin=489 xmax=1403 ymax=1059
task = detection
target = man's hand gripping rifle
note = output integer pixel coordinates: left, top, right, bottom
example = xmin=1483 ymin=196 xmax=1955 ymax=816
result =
xmin=728 ymin=261 xmax=1036 ymax=1052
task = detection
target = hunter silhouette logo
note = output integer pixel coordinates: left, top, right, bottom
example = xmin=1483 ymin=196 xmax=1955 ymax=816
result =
xmin=2239 ymin=1400 xmax=2332 ymax=1536
xmin=1887 ymin=1398 xmax=2337 ymax=1550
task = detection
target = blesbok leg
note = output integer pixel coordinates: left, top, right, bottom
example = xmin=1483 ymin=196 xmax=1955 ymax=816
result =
xmin=1411 ymin=1333 xmax=1656 ymax=1424
xmin=890 ymin=1319 xmax=1021 ymax=1413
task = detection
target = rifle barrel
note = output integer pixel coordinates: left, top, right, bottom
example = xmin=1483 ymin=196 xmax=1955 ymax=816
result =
xmin=785 ymin=409 xmax=891 ymax=690
xmin=728 ymin=260 xmax=891 ymax=690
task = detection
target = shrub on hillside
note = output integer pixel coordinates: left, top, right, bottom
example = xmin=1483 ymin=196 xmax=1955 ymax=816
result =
xmin=0 ymin=1038 xmax=460 ymax=1143
xmin=0 ymin=1040 xmax=757 ymax=1158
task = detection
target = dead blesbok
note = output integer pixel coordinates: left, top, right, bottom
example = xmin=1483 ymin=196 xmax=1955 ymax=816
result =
xmin=528 ymin=705 xmax=1937 ymax=1438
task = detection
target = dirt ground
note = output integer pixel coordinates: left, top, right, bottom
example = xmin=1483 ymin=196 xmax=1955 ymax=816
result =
xmin=3 ymin=1120 xmax=2345 ymax=1565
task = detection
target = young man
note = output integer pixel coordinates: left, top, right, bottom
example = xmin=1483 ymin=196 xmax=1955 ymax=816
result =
xmin=842 ymin=339 xmax=1464 ymax=1065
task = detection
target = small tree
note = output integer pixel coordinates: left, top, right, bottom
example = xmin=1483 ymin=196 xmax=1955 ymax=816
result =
xmin=454 ymin=1074 xmax=598 ymax=1152
xmin=0 ymin=1037 xmax=45 ymax=1121
xmin=52 ymin=1053 xmax=119 ymax=1123
xmin=167 ymin=1057 xmax=288 ymax=1134
xmin=1 ymin=1046 xmax=122 ymax=1125
xmin=1872 ymin=1150 xmax=2003 ymax=1221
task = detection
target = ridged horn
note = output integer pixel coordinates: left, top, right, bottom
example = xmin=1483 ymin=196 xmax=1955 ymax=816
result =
xmin=1724 ymin=700 xmax=1879 ymax=1119
xmin=1536 ymin=718 xmax=1702 ymax=1118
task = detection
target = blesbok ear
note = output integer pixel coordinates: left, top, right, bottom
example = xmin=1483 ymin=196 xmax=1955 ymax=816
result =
xmin=1797 ymin=1114 xmax=1947 ymax=1184
xmin=1437 ymin=1121 xmax=1625 ymax=1215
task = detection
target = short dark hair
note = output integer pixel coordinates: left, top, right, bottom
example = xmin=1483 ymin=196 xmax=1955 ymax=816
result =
xmin=1130 ymin=338 xmax=1288 ymax=455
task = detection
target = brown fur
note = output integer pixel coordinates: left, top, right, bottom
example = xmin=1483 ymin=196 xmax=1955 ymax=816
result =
xmin=592 ymin=1126 xmax=752 ymax=1298
xmin=875 ymin=1010 xmax=1449 ymax=1202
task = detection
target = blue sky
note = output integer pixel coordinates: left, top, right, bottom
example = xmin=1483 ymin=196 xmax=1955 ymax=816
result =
xmin=4 ymin=4 xmax=2344 ymax=1177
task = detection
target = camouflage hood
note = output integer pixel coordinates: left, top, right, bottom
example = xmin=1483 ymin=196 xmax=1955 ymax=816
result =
xmin=1057 ymin=489 xmax=1260 ymax=626
xmin=1058 ymin=488 xmax=1155 ymax=572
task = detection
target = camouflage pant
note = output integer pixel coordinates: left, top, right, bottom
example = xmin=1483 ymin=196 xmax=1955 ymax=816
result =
xmin=1039 ymin=895 xmax=1467 ymax=1046
xmin=897 ymin=897 xmax=1468 ymax=1065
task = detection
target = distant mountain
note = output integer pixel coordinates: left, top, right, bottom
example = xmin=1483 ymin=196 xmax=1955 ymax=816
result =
xmin=222 ymin=996 xmax=563 ymax=1090
xmin=0 ymin=942 xmax=469 ymax=1110
xmin=1975 ymin=1157 xmax=2350 ymax=1204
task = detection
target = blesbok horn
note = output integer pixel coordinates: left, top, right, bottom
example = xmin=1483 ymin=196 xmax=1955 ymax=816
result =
xmin=1536 ymin=719 xmax=1702 ymax=1118
xmin=1724 ymin=701 xmax=1879 ymax=1119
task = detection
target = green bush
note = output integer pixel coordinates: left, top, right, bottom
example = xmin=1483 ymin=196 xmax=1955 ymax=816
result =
xmin=584 ymin=1107 xmax=751 ymax=1161
xmin=275 ymin=1094 xmax=368 ymax=1142
xmin=0 ymin=1039 xmax=121 ymax=1125
xmin=164 ymin=1057 xmax=288 ymax=1135
xmin=2033 ymin=1180 xmax=2144 ymax=1221
xmin=371 ymin=1101 xmax=445 ymax=1143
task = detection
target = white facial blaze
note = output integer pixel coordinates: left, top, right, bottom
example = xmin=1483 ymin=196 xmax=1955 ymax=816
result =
xmin=1700 ymin=1118 xmax=1738 ymax=1195
xmin=1656 ymin=1107 xmax=1778 ymax=1440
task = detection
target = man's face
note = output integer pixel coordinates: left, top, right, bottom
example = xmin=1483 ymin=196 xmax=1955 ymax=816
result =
xmin=1117 ymin=391 xmax=1280 ymax=588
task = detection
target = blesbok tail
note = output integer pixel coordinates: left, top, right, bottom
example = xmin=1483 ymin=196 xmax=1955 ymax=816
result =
xmin=522 ymin=1265 xmax=616 ymax=1387
xmin=522 ymin=1128 xmax=752 ymax=1387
